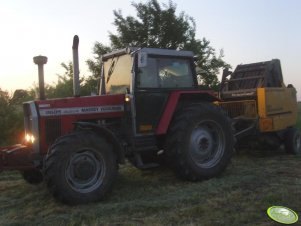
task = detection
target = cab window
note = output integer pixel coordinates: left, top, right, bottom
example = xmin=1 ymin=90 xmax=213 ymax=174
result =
xmin=104 ymin=54 xmax=132 ymax=94
xmin=137 ymin=57 xmax=194 ymax=88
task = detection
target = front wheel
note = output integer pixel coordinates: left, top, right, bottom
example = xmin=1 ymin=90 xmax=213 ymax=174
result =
xmin=21 ymin=169 xmax=43 ymax=184
xmin=165 ymin=103 xmax=234 ymax=181
xmin=44 ymin=131 xmax=117 ymax=205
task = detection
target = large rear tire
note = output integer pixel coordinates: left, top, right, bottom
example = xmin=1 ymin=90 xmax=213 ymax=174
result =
xmin=284 ymin=127 xmax=301 ymax=155
xmin=166 ymin=103 xmax=234 ymax=181
xmin=44 ymin=131 xmax=117 ymax=205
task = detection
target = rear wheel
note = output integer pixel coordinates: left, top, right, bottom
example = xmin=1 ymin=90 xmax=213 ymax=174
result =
xmin=44 ymin=131 xmax=117 ymax=205
xmin=284 ymin=128 xmax=301 ymax=155
xmin=21 ymin=169 xmax=43 ymax=184
xmin=166 ymin=103 xmax=234 ymax=181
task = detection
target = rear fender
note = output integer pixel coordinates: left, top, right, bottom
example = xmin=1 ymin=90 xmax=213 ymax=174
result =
xmin=74 ymin=122 xmax=125 ymax=163
xmin=155 ymin=91 xmax=219 ymax=135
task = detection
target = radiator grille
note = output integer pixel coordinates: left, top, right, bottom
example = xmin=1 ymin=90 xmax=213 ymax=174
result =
xmin=45 ymin=118 xmax=61 ymax=144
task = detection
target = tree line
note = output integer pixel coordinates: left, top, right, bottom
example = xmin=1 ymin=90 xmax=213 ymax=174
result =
xmin=0 ymin=0 xmax=230 ymax=145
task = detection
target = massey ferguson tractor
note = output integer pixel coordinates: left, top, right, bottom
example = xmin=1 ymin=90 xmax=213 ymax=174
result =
xmin=0 ymin=36 xmax=299 ymax=205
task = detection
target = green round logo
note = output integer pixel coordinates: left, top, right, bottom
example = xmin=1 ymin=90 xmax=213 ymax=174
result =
xmin=267 ymin=206 xmax=299 ymax=224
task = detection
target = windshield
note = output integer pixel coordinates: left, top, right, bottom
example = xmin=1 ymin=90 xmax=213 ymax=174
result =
xmin=103 ymin=54 xmax=132 ymax=94
xmin=137 ymin=57 xmax=194 ymax=88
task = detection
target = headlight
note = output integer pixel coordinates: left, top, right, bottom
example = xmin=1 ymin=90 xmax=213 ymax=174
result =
xmin=125 ymin=94 xmax=131 ymax=102
xmin=25 ymin=133 xmax=35 ymax=143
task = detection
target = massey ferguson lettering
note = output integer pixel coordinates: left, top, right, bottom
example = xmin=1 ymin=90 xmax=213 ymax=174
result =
xmin=82 ymin=107 xmax=98 ymax=112
xmin=44 ymin=109 xmax=62 ymax=115
xmin=39 ymin=105 xmax=124 ymax=117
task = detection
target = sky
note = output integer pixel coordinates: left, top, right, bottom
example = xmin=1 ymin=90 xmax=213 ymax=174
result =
xmin=0 ymin=0 xmax=300 ymax=100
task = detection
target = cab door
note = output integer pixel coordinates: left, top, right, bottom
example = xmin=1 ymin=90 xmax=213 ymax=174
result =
xmin=134 ymin=90 xmax=169 ymax=134
xmin=133 ymin=54 xmax=195 ymax=134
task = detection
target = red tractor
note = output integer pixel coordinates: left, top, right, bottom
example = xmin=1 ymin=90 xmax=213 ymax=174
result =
xmin=0 ymin=36 xmax=234 ymax=204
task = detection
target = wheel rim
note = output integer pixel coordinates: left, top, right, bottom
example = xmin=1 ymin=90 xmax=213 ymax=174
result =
xmin=65 ymin=149 xmax=105 ymax=193
xmin=189 ymin=120 xmax=225 ymax=168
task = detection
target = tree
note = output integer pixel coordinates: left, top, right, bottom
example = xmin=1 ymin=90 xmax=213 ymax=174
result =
xmin=29 ymin=61 xmax=98 ymax=99
xmin=28 ymin=62 xmax=74 ymax=99
xmin=86 ymin=43 xmax=112 ymax=93
xmin=45 ymin=62 xmax=74 ymax=98
xmin=0 ymin=88 xmax=24 ymax=145
xmin=29 ymin=62 xmax=92 ymax=99
xmin=87 ymin=0 xmax=230 ymax=89
xmin=10 ymin=89 xmax=34 ymax=105
xmin=110 ymin=0 xmax=194 ymax=49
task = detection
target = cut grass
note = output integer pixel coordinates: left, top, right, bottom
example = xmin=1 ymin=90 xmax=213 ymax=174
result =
xmin=1 ymin=148 xmax=301 ymax=226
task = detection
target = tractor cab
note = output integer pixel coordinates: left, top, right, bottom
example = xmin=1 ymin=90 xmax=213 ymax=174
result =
xmin=100 ymin=48 xmax=199 ymax=135
xmin=100 ymin=47 xmax=197 ymax=94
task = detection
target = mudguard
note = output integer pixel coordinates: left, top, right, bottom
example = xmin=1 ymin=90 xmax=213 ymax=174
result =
xmin=74 ymin=122 xmax=125 ymax=163
xmin=0 ymin=144 xmax=36 ymax=171
xmin=156 ymin=90 xmax=219 ymax=135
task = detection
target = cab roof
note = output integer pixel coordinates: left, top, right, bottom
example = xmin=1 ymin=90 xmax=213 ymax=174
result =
xmin=102 ymin=47 xmax=194 ymax=61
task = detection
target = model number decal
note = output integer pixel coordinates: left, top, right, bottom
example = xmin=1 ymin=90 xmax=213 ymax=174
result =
xmin=39 ymin=105 xmax=124 ymax=117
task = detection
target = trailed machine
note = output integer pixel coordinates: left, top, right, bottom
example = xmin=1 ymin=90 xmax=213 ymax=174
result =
xmin=219 ymin=60 xmax=300 ymax=152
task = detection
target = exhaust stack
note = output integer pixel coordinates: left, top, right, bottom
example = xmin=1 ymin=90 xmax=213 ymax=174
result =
xmin=72 ymin=35 xmax=80 ymax=97
xmin=33 ymin=55 xmax=47 ymax=100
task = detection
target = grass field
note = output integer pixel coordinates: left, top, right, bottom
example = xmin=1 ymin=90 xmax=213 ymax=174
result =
xmin=1 ymin=149 xmax=301 ymax=226
xmin=0 ymin=104 xmax=300 ymax=226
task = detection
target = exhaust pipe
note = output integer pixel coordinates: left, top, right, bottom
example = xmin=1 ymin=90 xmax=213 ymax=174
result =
xmin=33 ymin=55 xmax=47 ymax=100
xmin=72 ymin=35 xmax=80 ymax=97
